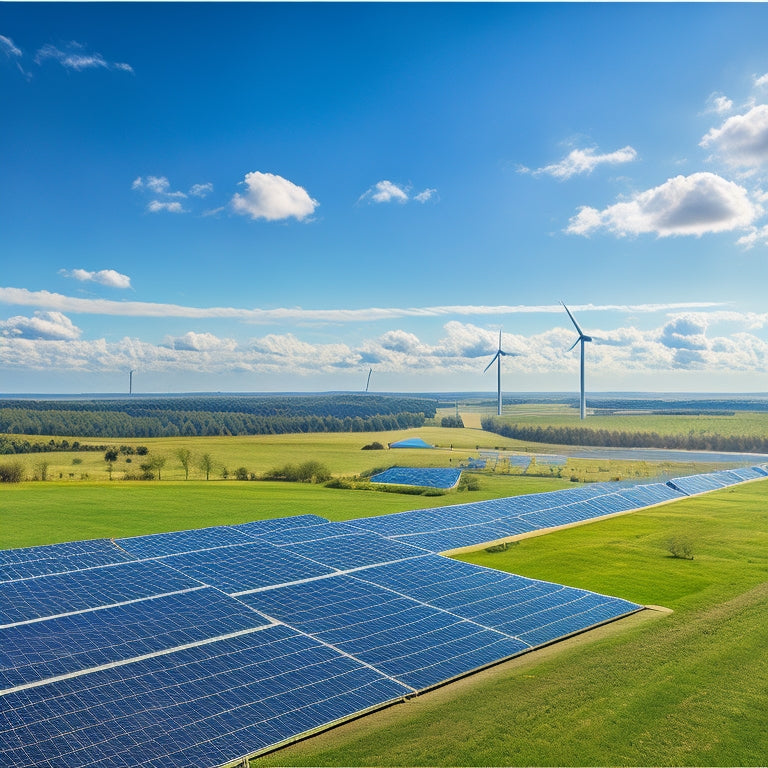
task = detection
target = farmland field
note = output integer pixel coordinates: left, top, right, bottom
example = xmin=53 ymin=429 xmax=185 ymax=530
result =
xmin=253 ymin=479 xmax=768 ymax=767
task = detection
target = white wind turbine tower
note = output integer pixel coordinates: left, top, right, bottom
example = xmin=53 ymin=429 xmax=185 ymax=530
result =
xmin=562 ymin=302 xmax=592 ymax=420
xmin=484 ymin=329 xmax=517 ymax=416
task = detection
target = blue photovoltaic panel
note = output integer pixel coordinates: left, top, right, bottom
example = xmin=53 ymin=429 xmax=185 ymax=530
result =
xmin=0 ymin=559 xmax=201 ymax=625
xmin=667 ymin=474 xmax=725 ymax=495
xmin=0 ymin=587 xmax=270 ymax=690
xmin=0 ymin=537 xmax=125 ymax=568
xmin=280 ymin=532 xmax=431 ymax=572
xmin=369 ymin=467 xmax=462 ymax=489
xmin=240 ymin=575 xmax=528 ymax=692
xmin=753 ymin=465 xmax=768 ymax=476
xmin=0 ymin=624 xmax=410 ymax=768
xmin=233 ymin=514 xmax=329 ymax=538
xmin=157 ymin=541 xmax=337 ymax=594
xmin=254 ymin=520 xmax=366 ymax=547
xmin=0 ymin=547 xmax=136 ymax=584
xmin=395 ymin=518 xmax=537 ymax=553
xmin=355 ymin=557 xmax=641 ymax=648
xmin=617 ymin=482 xmax=686 ymax=507
xmin=115 ymin=525 xmax=255 ymax=558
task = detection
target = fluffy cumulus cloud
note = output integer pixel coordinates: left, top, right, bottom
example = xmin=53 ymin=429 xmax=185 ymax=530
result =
xmin=0 ymin=311 xmax=81 ymax=341
xmin=166 ymin=331 xmax=237 ymax=352
xmin=34 ymin=41 xmax=132 ymax=73
xmin=700 ymin=104 xmax=768 ymax=170
xmin=704 ymin=92 xmax=733 ymax=115
xmin=132 ymin=176 xmax=186 ymax=198
xmin=189 ymin=183 xmax=213 ymax=198
xmin=231 ymin=172 xmax=318 ymax=222
xmin=567 ymin=172 xmax=759 ymax=238
xmin=60 ymin=269 xmax=131 ymax=289
xmin=530 ymin=146 xmax=638 ymax=180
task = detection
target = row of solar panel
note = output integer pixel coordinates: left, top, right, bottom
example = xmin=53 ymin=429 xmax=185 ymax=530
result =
xmin=369 ymin=467 xmax=463 ymax=489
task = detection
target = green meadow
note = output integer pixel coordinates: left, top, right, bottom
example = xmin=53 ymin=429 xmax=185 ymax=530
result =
xmin=253 ymin=480 xmax=768 ymax=767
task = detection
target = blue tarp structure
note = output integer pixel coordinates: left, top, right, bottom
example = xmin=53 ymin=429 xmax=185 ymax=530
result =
xmin=389 ymin=437 xmax=433 ymax=449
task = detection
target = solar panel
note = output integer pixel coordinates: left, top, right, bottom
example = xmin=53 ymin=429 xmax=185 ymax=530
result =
xmin=0 ymin=624 xmax=410 ymax=768
xmin=233 ymin=514 xmax=329 ymax=538
xmin=0 ymin=559 xmax=200 ymax=625
xmin=0 ymin=537 xmax=126 ymax=568
xmin=115 ymin=525 xmax=255 ymax=558
xmin=0 ymin=546 xmax=136 ymax=583
xmin=156 ymin=540 xmax=337 ymax=594
xmin=0 ymin=588 xmax=270 ymax=690
xmin=369 ymin=467 xmax=462 ymax=489
xmin=239 ymin=575 xmax=528 ymax=691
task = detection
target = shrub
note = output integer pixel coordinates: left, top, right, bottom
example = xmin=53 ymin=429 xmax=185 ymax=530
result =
xmin=104 ymin=448 xmax=119 ymax=463
xmin=361 ymin=441 xmax=385 ymax=450
xmin=441 ymin=416 xmax=464 ymax=428
xmin=265 ymin=461 xmax=331 ymax=484
xmin=325 ymin=477 xmax=353 ymax=489
xmin=234 ymin=467 xmax=249 ymax=481
xmin=458 ymin=474 xmax=480 ymax=492
xmin=666 ymin=535 xmax=695 ymax=560
xmin=0 ymin=461 xmax=25 ymax=483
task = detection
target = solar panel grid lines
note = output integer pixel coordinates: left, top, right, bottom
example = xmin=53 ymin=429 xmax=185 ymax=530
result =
xmin=0 ymin=538 xmax=127 ymax=568
xmin=232 ymin=514 xmax=329 ymax=538
xmin=0 ymin=624 xmax=411 ymax=768
xmin=154 ymin=540 xmax=338 ymax=596
xmin=114 ymin=526 xmax=255 ymax=559
xmin=238 ymin=575 xmax=528 ymax=692
xmin=0 ymin=588 xmax=274 ymax=691
xmin=0 ymin=547 xmax=138 ymax=584
xmin=0 ymin=559 xmax=203 ymax=626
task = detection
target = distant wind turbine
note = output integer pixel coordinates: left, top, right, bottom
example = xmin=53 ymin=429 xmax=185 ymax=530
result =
xmin=483 ymin=330 xmax=518 ymax=416
xmin=365 ymin=368 xmax=372 ymax=393
xmin=129 ymin=370 xmax=134 ymax=395
xmin=562 ymin=302 xmax=592 ymax=420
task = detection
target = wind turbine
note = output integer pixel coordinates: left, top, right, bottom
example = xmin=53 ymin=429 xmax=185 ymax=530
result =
xmin=483 ymin=330 xmax=513 ymax=416
xmin=129 ymin=370 xmax=134 ymax=395
xmin=562 ymin=302 xmax=592 ymax=420
xmin=364 ymin=368 xmax=373 ymax=393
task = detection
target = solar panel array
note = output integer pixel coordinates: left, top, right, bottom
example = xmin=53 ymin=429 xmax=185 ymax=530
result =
xmin=2 ymin=467 xmax=765 ymax=767
xmin=369 ymin=466 xmax=463 ymax=489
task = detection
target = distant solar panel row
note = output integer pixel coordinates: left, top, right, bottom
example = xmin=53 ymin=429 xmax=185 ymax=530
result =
xmin=369 ymin=467 xmax=462 ymax=489
xmin=0 ymin=466 xmax=764 ymax=768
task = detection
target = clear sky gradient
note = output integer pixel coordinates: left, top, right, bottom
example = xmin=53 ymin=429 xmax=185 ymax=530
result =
xmin=2 ymin=3 xmax=767 ymax=394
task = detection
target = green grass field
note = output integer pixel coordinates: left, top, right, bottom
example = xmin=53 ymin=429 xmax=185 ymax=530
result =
xmin=252 ymin=479 xmax=768 ymax=767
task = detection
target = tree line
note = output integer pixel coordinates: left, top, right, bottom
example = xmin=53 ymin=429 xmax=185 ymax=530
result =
xmin=481 ymin=418 xmax=768 ymax=453
xmin=0 ymin=405 xmax=429 ymax=439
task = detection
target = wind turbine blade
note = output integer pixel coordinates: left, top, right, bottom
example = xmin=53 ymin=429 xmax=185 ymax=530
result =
xmin=483 ymin=352 xmax=500 ymax=373
xmin=567 ymin=338 xmax=580 ymax=352
xmin=561 ymin=301 xmax=586 ymax=338
xmin=498 ymin=329 xmax=503 ymax=351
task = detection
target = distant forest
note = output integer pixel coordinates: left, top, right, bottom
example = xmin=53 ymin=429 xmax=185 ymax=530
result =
xmin=482 ymin=418 xmax=768 ymax=454
xmin=0 ymin=395 xmax=436 ymax=439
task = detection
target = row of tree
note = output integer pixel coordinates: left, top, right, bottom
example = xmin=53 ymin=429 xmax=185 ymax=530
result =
xmin=0 ymin=408 xmax=428 ymax=439
xmin=481 ymin=418 xmax=768 ymax=453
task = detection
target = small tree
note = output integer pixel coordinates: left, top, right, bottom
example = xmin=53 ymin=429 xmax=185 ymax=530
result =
xmin=0 ymin=461 xmax=25 ymax=483
xmin=104 ymin=448 xmax=119 ymax=463
xmin=234 ymin=467 xmax=249 ymax=481
xmin=666 ymin=535 xmax=694 ymax=560
xmin=149 ymin=455 xmax=166 ymax=480
xmin=176 ymin=448 xmax=192 ymax=480
xmin=33 ymin=459 xmax=50 ymax=481
xmin=199 ymin=453 xmax=214 ymax=481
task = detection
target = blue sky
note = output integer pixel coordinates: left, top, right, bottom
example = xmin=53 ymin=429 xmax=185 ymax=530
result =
xmin=2 ymin=3 xmax=767 ymax=394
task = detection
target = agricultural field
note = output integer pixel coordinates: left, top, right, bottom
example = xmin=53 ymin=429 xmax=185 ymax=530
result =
xmin=253 ymin=479 xmax=768 ymax=767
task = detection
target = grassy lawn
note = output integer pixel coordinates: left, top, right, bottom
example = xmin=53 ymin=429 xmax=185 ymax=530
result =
xmin=253 ymin=479 xmax=768 ymax=767
xmin=0 ymin=474 xmax=576 ymax=549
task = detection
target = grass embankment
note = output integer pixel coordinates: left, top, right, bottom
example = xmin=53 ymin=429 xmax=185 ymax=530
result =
xmin=253 ymin=480 xmax=768 ymax=767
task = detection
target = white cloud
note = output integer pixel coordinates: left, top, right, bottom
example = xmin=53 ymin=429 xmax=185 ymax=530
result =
xmin=0 ymin=34 xmax=22 ymax=58
xmin=567 ymin=172 xmax=759 ymax=237
xmin=736 ymin=223 xmax=768 ymax=248
xmin=167 ymin=331 xmax=237 ymax=352
xmin=189 ymin=183 xmax=213 ymax=198
xmin=231 ymin=172 xmax=318 ymax=221
xmin=700 ymin=104 xmax=768 ymax=169
xmin=0 ymin=315 xmax=765 ymax=382
xmin=34 ymin=42 xmax=132 ymax=73
xmin=0 ymin=311 xmax=81 ymax=341
xmin=133 ymin=176 xmax=186 ymax=197
xmin=704 ymin=92 xmax=733 ymax=115
xmin=147 ymin=200 xmax=185 ymax=214
xmin=414 ymin=188 xmax=437 ymax=203
xmin=0 ymin=287 xmax=726 ymax=324
xmin=754 ymin=73 xmax=768 ymax=88
xmin=60 ymin=268 xmax=132 ymax=289
xmin=532 ymin=146 xmax=638 ymax=180
xmin=362 ymin=180 xmax=409 ymax=204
